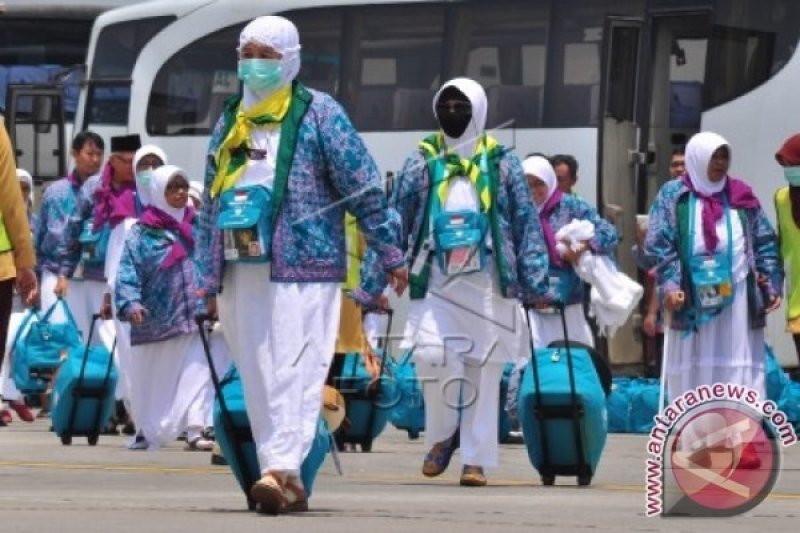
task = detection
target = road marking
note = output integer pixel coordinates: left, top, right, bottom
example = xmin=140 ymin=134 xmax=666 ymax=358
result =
xmin=0 ymin=460 xmax=798 ymax=500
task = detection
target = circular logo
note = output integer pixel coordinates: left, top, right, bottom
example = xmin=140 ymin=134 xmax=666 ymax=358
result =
xmin=669 ymin=404 xmax=780 ymax=516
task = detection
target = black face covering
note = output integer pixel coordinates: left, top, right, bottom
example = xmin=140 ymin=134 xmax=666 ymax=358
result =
xmin=435 ymin=87 xmax=472 ymax=139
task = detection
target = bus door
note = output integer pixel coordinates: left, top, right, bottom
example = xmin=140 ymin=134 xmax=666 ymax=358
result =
xmin=599 ymin=11 xmax=710 ymax=372
xmin=5 ymin=85 xmax=67 ymax=182
xmin=598 ymin=16 xmax=644 ymax=369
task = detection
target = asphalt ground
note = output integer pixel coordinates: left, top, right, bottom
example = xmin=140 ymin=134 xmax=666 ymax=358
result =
xmin=0 ymin=418 xmax=798 ymax=533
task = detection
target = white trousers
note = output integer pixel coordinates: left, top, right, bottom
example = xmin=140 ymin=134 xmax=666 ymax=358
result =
xmin=129 ymin=333 xmax=212 ymax=448
xmin=65 ymin=277 xmax=115 ymax=350
xmin=415 ymin=345 xmax=505 ymax=469
xmin=113 ymin=318 xmax=132 ymax=402
xmin=40 ymin=271 xmax=67 ymax=323
xmin=526 ymin=303 xmax=594 ymax=354
xmin=0 ymin=311 xmax=26 ymax=401
xmin=218 ymin=263 xmax=340 ymax=474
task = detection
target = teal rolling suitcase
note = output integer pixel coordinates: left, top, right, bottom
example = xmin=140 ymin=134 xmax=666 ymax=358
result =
xmin=518 ymin=304 xmax=608 ymax=486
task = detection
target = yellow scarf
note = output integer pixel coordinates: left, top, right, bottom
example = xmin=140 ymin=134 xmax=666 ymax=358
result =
xmin=211 ymin=86 xmax=292 ymax=198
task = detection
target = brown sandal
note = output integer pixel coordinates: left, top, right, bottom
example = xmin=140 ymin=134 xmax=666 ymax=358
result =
xmin=250 ymin=472 xmax=287 ymax=515
xmin=283 ymin=476 xmax=308 ymax=513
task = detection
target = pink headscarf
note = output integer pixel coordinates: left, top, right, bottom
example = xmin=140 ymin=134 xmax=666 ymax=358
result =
xmin=92 ymin=161 xmax=137 ymax=231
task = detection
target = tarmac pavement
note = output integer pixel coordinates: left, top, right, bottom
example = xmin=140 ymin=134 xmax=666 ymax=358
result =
xmin=0 ymin=418 xmax=798 ymax=532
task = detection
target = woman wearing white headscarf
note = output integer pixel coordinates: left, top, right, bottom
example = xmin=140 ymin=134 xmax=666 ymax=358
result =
xmin=105 ymin=144 xmax=170 ymax=442
xmin=644 ymin=131 xmax=783 ymax=468
xmin=522 ymin=155 xmax=618 ymax=348
xmin=195 ymin=16 xmax=405 ymax=513
xmin=115 ymin=165 xmax=215 ymax=451
xmin=355 ymin=77 xmax=548 ymax=487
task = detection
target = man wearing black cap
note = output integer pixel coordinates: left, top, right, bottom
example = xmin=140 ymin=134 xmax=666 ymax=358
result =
xmin=65 ymin=133 xmax=141 ymax=436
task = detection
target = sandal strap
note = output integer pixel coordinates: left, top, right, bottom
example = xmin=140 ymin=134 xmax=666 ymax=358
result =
xmin=283 ymin=479 xmax=306 ymax=504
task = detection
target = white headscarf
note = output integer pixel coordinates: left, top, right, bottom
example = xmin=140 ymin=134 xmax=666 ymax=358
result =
xmin=133 ymin=144 xmax=168 ymax=207
xmin=16 ymin=168 xmax=33 ymax=204
xmin=238 ymin=15 xmax=302 ymax=107
xmin=685 ymin=131 xmax=730 ymax=195
xmin=522 ymin=155 xmax=557 ymax=207
xmin=188 ymin=180 xmax=204 ymax=206
xmin=149 ymin=165 xmax=187 ymax=223
xmin=432 ymin=77 xmax=488 ymax=159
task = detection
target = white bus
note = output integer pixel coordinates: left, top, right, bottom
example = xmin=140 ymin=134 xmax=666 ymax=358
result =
xmin=0 ymin=0 xmax=146 ymax=180
xmin=74 ymin=0 xmax=800 ymax=369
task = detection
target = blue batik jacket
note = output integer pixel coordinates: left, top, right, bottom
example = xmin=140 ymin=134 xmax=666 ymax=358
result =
xmin=115 ymin=223 xmax=199 ymax=346
xmin=538 ymin=194 xmax=620 ymax=305
xmin=354 ymin=143 xmax=550 ymax=304
xmin=195 ymin=83 xmax=403 ymax=294
xmin=34 ymin=176 xmax=82 ymax=277
xmin=643 ymin=179 xmax=783 ymax=330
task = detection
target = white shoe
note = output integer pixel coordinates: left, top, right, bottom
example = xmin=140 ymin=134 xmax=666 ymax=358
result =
xmin=185 ymin=436 xmax=214 ymax=451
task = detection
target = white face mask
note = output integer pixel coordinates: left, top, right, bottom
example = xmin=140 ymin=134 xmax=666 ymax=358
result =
xmin=137 ymin=167 xmax=154 ymax=185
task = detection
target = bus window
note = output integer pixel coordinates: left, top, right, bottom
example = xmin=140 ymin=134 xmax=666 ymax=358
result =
xmin=146 ymin=8 xmax=343 ymax=136
xmin=703 ymin=0 xmax=800 ymax=109
xmin=348 ymin=5 xmax=445 ymax=132
xmin=87 ymin=16 xmax=174 ymax=126
xmin=0 ymin=17 xmax=92 ymax=119
xmin=544 ymin=0 xmax=641 ymax=127
xmin=452 ymin=2 xmax=549 ymax=130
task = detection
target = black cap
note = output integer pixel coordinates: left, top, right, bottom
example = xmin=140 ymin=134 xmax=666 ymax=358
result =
xmin=110 ymin=134 xmax=141 ymax=153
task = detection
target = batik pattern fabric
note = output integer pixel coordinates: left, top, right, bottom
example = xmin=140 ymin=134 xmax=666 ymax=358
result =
xmin=115 ymin=224 xmax=200 ymax=345
xmin=538 ymin=194 xmax=619 ymax=305
xmin=644 ymin=178 xmax=783 ymax=331
xmin=195 ymin=86 xmax=403 ymax=294
xmin=62 ymin=175 xmax=106 ymax=281
xmin=355 ymin=146 xmax=549 ymax=303
xmin=34 ymin=177 xmax=82 ymax=277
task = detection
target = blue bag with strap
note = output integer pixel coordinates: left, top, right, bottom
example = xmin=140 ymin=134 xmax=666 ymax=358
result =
xmin=12 ymin=298 xmax=82 ymax=394
xmin=217 ymin=185 xmax=273 ymax=263
xmin=388 ymin=349 xmax=425 ymax=440
xmin=79 ymin=220 xmax=111 ymax=270
xmin=433 ymin=210 xmax=489 ymax=276
xmin=683 ymin=198 xmax=734 ymax=320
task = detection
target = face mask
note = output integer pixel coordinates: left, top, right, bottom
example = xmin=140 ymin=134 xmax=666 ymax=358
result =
xmin=238 ymin=58 xmax=283 ymax=94
xmin=136 ymin=168 xmax=154 ymax=189
xmin=436 ymin=102 xmax=472 ymax=139
xmin=784 ymin=166 xmax=800 ymax=187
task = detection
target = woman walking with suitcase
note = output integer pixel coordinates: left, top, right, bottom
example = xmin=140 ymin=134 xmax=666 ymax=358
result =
xmin=115 ymin=166 xmax=215 ymax=451
xmin=194 ymin=15 xmax=405 ymax=513
xmin=522 ymin=155 xmax=619 ymax=348
xmin=355 ymin=78 xmax=548 ymax=487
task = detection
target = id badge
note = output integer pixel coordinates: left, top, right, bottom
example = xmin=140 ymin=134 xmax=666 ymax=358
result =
xmin=693 ymin=255 xmax=732 ymax=309
xmin=224 ymin=227 xmax=264 ymax=261
xmin=445 ymin=245 xmax=480 ymax=275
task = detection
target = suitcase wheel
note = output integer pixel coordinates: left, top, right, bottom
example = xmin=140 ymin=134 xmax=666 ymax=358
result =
xmin=408 ymin=429 xmax=420 ymax=440
xmin=247 ymin=497 xmax=257 ymax=512
xmin=60 ymin=435 xmax=72 ymax=446
xmin=541 ymin=475 xmax=555 ymax=486
xmin=360 ymin=440 xmax=373 ymax=453
xmin=577 ymin=474 xmax=592 ymax=487
xmin=87 ymin=434 xmax=99 ymax=446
